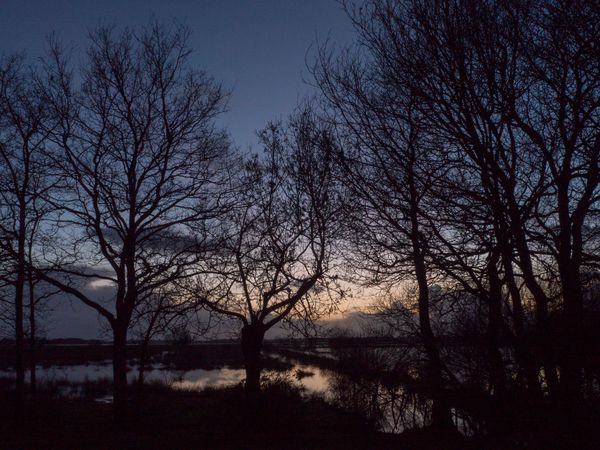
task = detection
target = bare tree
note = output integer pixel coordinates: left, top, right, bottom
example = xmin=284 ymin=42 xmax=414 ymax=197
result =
xmin=316 ymin=0 xmax=600 ymax=428
xmin=36 ymin=23 xmax=231 ymax=420
xmin=188 ymin=109 xmax=342 ymax=395
xmin=504 ymin=0 xmax=600 ymax=400
xmin=387 ymin=0 xmax=561 ymax=394
xmin=380 ymin=0 xmax=600 ymax=401
xmin=314 ymin=0 xmax=474 ymax=424
xmin=0 ymin=53 xmax=55 ymax=418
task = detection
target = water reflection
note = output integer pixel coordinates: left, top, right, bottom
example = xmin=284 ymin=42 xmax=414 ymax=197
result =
xmin=0 ymin=350 xmax=478 ymax=435
xmin=0 ymin=364 xmax=248 ymax=390
xmin=269 ymin=351 xmax=433 ymax=433
xmin=0 ymin=360 xmax=330 ymax=397
xmin=171 ymin=368 xmax=246 ymax=390
xmin=322 ymin=367 xmax=432 ymax=433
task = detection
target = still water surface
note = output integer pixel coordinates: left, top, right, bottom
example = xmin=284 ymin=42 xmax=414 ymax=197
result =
xmin=0 ymin=352 xmax=474 ymax=434
xmin=0 ymin=357 xmax=329 ymax=396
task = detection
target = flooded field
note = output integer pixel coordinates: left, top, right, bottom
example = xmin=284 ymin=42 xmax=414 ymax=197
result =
xmin=0 ymin=343 xmax=475 ymax=434
xmin=0 ymin=355 xmax=330 ymax=398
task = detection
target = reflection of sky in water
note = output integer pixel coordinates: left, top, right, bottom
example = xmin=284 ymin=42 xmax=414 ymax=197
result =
xmin=170 ymin=368 xmax=246 ymax=390
xmin=0 ymin=361 xmax=329 ymax=395
xmin=0 ymin=365 xmax=245 ymax=388
xmin=265 ymin=353 xmax=330 ymax=396
xmin=0 ymin=354 xmax=458 ymax=435
xmin=293 ymin=365 xmax=330 ymax=395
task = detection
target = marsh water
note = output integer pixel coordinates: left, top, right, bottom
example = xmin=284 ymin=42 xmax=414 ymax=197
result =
xmin=0 ymin=355 xmax=330 ymax=399
xmin=0 ymin=345 xmax=477 ymax=435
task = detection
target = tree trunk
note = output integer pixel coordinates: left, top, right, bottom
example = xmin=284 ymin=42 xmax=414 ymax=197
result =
xmin=14 ymin=204 xmax=26 ymax=421
xmin=112 ymin=323 xmax=128 ymax=423
xmin=500 ymin=246 xmax=540 ymax=395
xmin=486 ymin=250 xmax=509 ymax=434
xmin=407 ymin=157 xmax=453 ymax=431
xmin=483 ymin=163 xmax=540 ymax=395
xmin=28 ymin=271 xmax=36 ymax=398
xmin=412 ymin=234 xmax=452 ymax=430
xmin=487 ymin=250 xmax=506 ymax=396
xmin=415 ymin=274 xmax=453 ymax=430
xmin=555 ymin=157 xmax=585 ymax=402
xmin=241 ymin=323 xmax=266 ymax=395
xmin=558 ymin=262 xmax=584 ymax=402
xmin=508 ymin=212 xmax=559 ymax=394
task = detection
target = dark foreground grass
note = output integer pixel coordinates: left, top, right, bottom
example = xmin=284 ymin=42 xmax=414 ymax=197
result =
xmin=0 ymin=380 xmax=477 ymax=450
xmin=4 ymin=378 xmax=595 ymax=449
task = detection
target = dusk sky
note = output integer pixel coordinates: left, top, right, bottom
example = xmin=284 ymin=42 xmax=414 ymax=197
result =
xmin=2 ymin=2 xmax=594 ymax=444
xmin=0 ymin=0 xmax=356 ymax=338
xmin=0 ymin=0 xmax=355 ymax=150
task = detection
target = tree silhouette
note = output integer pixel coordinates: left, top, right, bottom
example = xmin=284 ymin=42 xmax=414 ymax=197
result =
xmin=35 ymin=22 xmax=231 ymax=420
xmin=0 ymin=54 xmax=56 ymax=419
xmin=188 ymin=108 xmax=343 ymax=394
xmin=315 ymin=0 xmax=600 ymax=431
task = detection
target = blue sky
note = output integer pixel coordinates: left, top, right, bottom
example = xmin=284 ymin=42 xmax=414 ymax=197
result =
xmin=0 ymin=0 xmax=355 ymax=150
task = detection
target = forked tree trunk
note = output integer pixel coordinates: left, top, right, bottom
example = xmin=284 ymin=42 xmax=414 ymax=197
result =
xmin=508 ymin=213 xmax=559 ymax=394
xmin=241 ymin=323 xmax=266 ymax=395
